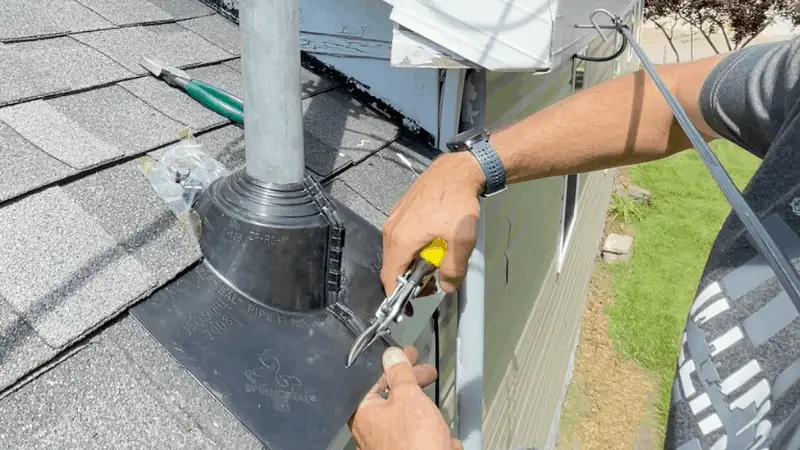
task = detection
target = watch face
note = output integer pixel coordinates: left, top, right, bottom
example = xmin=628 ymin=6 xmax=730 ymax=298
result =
xmin=446 ymin=128 xmax=489 ymax=151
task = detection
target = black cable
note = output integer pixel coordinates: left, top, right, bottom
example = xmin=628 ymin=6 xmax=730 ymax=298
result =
xmin=432 ymin=308 xmax=441 ymax=407
xmin=574 ymin=24 xmax=630 ymax=62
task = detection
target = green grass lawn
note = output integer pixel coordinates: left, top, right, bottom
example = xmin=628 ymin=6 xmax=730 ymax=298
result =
xmin=604 ymin=140 xmax=760 ymax=439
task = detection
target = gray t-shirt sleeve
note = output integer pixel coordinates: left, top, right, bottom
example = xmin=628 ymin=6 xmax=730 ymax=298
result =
xmin=666 ymin=37 xmax=800 ymax=450
xmin=699 ymin=36 xmax=800 ymax=158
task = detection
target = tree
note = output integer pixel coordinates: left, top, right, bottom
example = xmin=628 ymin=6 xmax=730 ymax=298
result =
xmin=645 ymin=0 xmax=683 ymax=62
xmin=645 ymin=0 xmax=800 ymax=62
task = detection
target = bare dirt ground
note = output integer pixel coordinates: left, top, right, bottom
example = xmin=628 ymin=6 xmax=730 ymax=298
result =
xmin=556 ymin=169 xmax=661 ymax=450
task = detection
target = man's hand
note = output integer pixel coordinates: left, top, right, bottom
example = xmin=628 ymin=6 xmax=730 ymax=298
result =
xmin=349 ymin=346 xmax=462 ymax=450
xmin=381 ymin=152 xmax=484 ymax=294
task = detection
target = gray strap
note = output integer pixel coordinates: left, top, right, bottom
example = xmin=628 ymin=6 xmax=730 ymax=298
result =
xmin=471 ymin=140 xmax=506 ymax=196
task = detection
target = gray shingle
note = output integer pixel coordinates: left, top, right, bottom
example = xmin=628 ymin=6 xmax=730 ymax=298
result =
xmin=102 ymin=317 xmax=264 ymax=449
xmin=146 ymin=0 xmax=214 ymax=19
xmin=0 ymin=122 xmax=75 ymax=202
xmin=151 ymin=95 xmax=402 ymax=181
xmin=197 ymin=125 xmax=245 ymax=171
xmin=148 ymin=126 xmax=325 ymax=186
xmin=186 ymin=63 xmax=244 ymax=102
xmin=0 ymin=187 xmax=156 ymax=349
xmin=119 ymin=76 xmax=225 ymax=130
xmin=223 ymin=59 xmax=338 ymax=98
xmin=72 ymin=23 xmax=232 ymax=75
xmin=335 ymin=140 xmax=434 ymax=214
xmin=0 ymin=299 xmax=55 ymax=392
xmin=179 ymin=14 xmax=240 ymax=55
xmin=0 ymin=373 xmax=96 ymax=450
xmin=0 ymin=342 xmax=220 ymax=450
xmin=326 ymin=180 xmax=386 ymax=229
xmin=75 ymin=0 xmax=173 ymax=25
xmin=64 ymin=162 xmax=201 ymax=285
xmin=223 ymin=58 xmax=241 ymax=72
xmin=0 ymin=0 xmax=112 ymax=41
xmin=121 ymin=62 xmax=243 ymax=132
xmin=155 ymin=125 xmax=247 ymax=172
xmin=0 ymin=37 xmax=132 ymax=105
xmin=301 ymin=67 xmax=337 ymax=97
xmin=302 ymin=89 xmax=399 ymax=177
xmin=47 ymin=85 xmax=184 ymax=156
xmin=0 ymin=100 xmax=124 ymax=169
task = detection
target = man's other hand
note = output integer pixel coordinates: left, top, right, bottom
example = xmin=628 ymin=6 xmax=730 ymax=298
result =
xmin=349 ymin=346 xmax=462 ymax=450
xmin=381 ymin=152 xmax=484 ymax=295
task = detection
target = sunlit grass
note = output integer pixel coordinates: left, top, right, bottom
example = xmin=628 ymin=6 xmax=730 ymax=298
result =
xmin=604 ymin=140 xmax=760 ymax=438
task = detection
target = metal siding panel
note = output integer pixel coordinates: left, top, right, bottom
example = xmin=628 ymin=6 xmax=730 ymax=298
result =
xmin=480 ymin=61 xmax=583 ymax=419
xmin=483 ymin=66 xmax=573 ymax=265
xmin=484 ymin=194 xmax=512 ymax=264
xmin=525 ymin=171 xmax=613 ymax=445
xmin=485 ymin=65 xmax=573 ymax=132
xmin=483 ymin=252 xmax=511 ymax=393
xmin=584 ymin=37 xmax=618 ymax=88
xmin=438 ymin=11 xmax=634 ymax=441
xmin=620 ymin=5 xmax=644 ymax=74
xmin=483 ymin=170 xmax=615 ymax=448
xmin=484 ymin=176 xmax=563 ymax=406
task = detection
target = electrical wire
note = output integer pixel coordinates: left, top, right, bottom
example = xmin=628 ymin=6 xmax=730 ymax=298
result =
xmin=574 ymin=24 xmax=630 ymax=62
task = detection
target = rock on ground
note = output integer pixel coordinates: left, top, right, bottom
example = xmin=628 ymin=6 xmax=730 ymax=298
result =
xmin=603 ymin=233 xmax=634 ymax=262
xmin=627 ymin=186 xmax=651 ymax=204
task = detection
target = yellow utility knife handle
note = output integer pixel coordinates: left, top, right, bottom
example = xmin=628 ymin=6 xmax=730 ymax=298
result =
xmin=419 ymin=238 xmax=447 ymax=268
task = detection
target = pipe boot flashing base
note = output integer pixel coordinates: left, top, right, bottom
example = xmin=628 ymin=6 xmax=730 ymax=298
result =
xmin=131 ymin=170 xmax=391 ymax=449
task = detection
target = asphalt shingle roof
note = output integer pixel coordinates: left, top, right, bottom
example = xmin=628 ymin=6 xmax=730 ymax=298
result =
xmin=75 ymin=0 xmax=179 ymax=26
xmin=0 ymin=37 xmax=132 ymax=105
xmin=0 ymin=122 xmax=75 ymax=202
xmin=72 ymin=24 xmax=234 ymax=75
xmin=0 ymin=0 xmax=434 ymax=447
xmin=0 ymin=0 xmax=112 ymax=41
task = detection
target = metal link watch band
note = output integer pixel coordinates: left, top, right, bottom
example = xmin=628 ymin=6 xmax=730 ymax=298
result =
xmin=470 ymin=140 xmax=507 ymax=197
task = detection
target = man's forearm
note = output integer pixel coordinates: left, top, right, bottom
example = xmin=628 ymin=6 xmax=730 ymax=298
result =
xmin=487 ymin=55 xmax=726 ymax=184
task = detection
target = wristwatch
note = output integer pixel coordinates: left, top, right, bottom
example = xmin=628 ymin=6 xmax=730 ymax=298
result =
xmin=446 ymin=128 xmax=507 ymax=197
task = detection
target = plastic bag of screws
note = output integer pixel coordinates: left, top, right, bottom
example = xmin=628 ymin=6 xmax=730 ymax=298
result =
xmin=147 ymin=129 xmax=229 ymax=214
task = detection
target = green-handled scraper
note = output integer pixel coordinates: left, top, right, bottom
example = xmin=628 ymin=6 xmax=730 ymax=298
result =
xmin=138 ymin=55 xmax=244 ymax=125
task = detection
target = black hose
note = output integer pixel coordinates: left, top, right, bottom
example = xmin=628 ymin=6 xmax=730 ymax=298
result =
xmin=574 ymin=25 xmax=630 ymax=62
